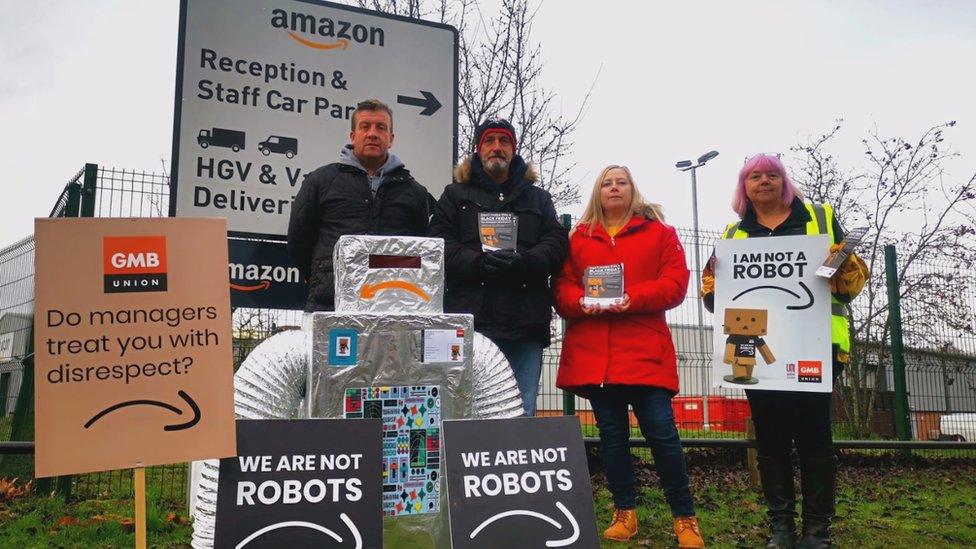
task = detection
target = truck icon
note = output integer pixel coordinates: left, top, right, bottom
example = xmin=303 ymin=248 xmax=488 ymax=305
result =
xmin=258 ymin=135 xmax=298 ymax=158
xmin=197 ymin=128 xmax=245 ymax=152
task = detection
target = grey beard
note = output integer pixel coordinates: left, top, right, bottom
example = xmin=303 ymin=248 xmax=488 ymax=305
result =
xmin=483 ymin=158 xmax=509 ymax=176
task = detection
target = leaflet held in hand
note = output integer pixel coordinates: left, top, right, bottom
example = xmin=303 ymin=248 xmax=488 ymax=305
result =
xmin=583 ymin=263 xmax=624 ymax=307
xmin=479 ymin=212 xmax=518 ymax=251
xmin=816 ymin=226 xmax=868 ymax=278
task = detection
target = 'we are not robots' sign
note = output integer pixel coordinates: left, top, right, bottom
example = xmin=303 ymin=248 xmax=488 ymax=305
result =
xmin=443 ymin=416 xmax=599 ymax=548
xmin=214 ymin=419 xmax=382 ymax=548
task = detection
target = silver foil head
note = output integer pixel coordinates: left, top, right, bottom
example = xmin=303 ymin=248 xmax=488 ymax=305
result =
xmin=333 ymin=235 xmax=445 ymax=314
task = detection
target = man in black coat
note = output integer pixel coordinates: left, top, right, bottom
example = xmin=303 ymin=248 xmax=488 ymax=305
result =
xmin=288 ymin=99 xmax=432 ymax=311
xmin=429 ymin=118 xmax=568 ymax=415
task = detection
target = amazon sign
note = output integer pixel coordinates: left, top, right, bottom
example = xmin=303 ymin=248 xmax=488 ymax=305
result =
xmin=33 ymin=218 xmax=236 ymax=477
xmin=228 ymin=239 xmax=307 ymax=310
xmin=172 ymin=0 xmax=457 ymax=238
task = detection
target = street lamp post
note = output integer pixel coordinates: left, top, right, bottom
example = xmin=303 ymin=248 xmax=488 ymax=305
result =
xmin=676 ymin=150 xmax=719 ymax=431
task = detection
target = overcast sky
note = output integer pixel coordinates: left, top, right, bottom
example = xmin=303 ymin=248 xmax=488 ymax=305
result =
xmin=2 ymin=0 xmax=975 ymax=245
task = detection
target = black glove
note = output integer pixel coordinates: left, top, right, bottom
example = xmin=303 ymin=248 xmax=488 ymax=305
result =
xmin=482 ymin=250 xmax=521 ymax=280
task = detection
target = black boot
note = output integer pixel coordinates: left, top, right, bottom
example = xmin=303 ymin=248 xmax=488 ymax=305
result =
xmin=757 ymin=456 xmax=796 ymax=549
xmin=797 ymin=455 xmax=837 ymax=549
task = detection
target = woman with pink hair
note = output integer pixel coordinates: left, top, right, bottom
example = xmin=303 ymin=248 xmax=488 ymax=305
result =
xmin=701 ymin=154 xmax=868 ymax=549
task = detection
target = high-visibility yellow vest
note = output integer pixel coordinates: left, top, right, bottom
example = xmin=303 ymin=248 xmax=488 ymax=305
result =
xmin=722 ymin=203 xmax=850 ymax=353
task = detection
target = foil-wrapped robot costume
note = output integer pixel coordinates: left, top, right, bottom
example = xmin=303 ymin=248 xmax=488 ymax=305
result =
xmin=191 ymin=236 xmax=524 ymax=548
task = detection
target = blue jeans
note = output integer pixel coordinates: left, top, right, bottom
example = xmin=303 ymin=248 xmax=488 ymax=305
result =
xmin=589 ymin=386 xmax=695 ymax=516
xmin=492 ymin=337 xmax=544 ymax=416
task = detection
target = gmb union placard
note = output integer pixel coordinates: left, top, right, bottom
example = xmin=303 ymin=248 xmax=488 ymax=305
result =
xmin=712 ymin=234 xmax=833 ymax=392
xmin=33 ymin=218 xmax=236 ymax=477
xmin=171 ymin=0 xmax=458 ymax=238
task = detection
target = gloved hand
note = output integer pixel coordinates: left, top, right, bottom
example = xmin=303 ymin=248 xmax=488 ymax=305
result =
xmin=829 ymin=248 xmax=868 ymax=297
xmin=483 ymin=250 xmax=522 ymax=275
xmin=701 ymin=253 xmax=716 ymax=298
xmin=481 ymin=250 xmax=520 ymax=280
xmin=701 ymin=271 xmax=715 ymax=298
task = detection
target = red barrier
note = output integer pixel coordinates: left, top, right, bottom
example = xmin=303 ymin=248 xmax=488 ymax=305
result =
xmin=672 ymin=397 xmax=751 ymax=432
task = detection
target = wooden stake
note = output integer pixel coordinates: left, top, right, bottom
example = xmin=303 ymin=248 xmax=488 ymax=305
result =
xmin=746 ymin=418 xmax=760 ymax=488
xmin=134 ymin=467 xmax=147 ymax=549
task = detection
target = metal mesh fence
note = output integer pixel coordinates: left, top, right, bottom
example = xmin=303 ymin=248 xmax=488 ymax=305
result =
xmin=2 ymin=165 xmax=975 ymax=503
xmin=90 ymin=167 xmax=170 ymax=219
xmin=48 ymin=167 xmax=85 ymax=219
xmin=0 ymin=236 xmax=36 ymax=460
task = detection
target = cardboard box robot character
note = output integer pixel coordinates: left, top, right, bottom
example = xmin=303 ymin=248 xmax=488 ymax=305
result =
xmin=586 ymin=277 xmax=605 ymax=298
xmin=722 ymin=307 xmax=775 ymax=384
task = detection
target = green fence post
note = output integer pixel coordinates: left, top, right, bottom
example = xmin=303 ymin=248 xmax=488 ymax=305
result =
xmin=64 ymin=182 xmax=82 ymax=218
xmin=8 ymin=350 xmax=48 ymax=493
xmin=56 ymin=474 xmax=72 ymax=501
xmin=53 ymin=164 xmax=96 ymax=495
xmin=80 ymin=163 xmax=98 ymax=218
xmin=0 ymin=373 xmax=9 ymax=415
xmin=8 ymin=326 xmax=33 ymax=447
xmin=884 ymin=245 xmax=912 ymax=452
xmin=560 ymin=214 xmax=575 ymax=417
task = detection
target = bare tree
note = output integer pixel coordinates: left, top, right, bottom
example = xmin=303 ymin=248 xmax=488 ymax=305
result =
xmin=346 ymin=0 xmax=592 ymax=207
xmin=791 ymin=121 xmax=976 ymax=437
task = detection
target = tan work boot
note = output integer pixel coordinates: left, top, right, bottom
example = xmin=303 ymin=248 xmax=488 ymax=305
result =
xmin=603 ymin=508 xmax=638 ymax=541
xmin=674 ymin=516 xmax=706 ymax=548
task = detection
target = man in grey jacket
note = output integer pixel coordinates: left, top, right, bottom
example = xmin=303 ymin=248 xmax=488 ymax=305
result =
xmin=287 ymin=98 xmax=432 ymax=311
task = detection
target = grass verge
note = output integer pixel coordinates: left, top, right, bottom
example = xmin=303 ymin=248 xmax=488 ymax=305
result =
xmin=592 ymin=450 xmax=976 ymax=548
xmin=0 ymin=486 xmax=191 ymax=548
xmin=0 ymin=452 xmax=972 ymax=548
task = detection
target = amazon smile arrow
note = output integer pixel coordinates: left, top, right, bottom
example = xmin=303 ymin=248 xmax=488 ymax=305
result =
xmin=84 ymin=390 xmax=201 ymax=431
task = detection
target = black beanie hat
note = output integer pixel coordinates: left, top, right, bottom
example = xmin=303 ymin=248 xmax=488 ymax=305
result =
xmin=473 ymin=117 xmax=517 ymax=153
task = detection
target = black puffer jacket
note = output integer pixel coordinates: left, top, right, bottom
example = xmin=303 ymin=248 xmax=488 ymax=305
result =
xmin=287 ymin=161 xmax=431 ymax=311
xmin=429 ymin=154 xmax=568 ymax=345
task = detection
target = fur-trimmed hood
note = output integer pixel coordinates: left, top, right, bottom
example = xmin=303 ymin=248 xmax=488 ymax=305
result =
xmin=453 ymin=154 xmax=539 ymax=184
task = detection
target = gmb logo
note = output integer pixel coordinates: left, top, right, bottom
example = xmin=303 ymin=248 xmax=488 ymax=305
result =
xmin=103 ymin=236 xmax=168 ymax=293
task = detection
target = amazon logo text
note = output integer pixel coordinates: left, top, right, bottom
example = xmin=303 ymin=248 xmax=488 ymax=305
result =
xmin=271 ymin=8 xmax=385 ymax=51
xmin=229 ymin=262 xmax=300 ymax=292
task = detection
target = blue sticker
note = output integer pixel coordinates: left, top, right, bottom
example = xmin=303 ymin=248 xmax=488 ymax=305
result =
xmin=328 ymin=329 xmax=358 ymax=366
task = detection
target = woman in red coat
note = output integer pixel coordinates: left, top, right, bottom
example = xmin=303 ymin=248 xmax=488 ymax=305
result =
xmin=555 ymin=165 xmax=704 ymax=547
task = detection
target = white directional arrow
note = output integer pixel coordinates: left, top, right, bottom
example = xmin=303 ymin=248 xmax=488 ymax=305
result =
xmin=469 ymin=501 xmax=580 ymax=547
xmin=236 ymin=521 xmax=342 ymax=548
xmin=236 ymin=513 xmax=362 ymax=549
xmin=341 ymin=512 xmax=363 ymax=549
xmin=546 ymin=502 xmax=581 ymax=547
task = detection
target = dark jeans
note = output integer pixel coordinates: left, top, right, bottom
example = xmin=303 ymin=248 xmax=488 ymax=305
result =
xmin=745 ymin=389 xmax=833 ymax=460
xmin=589 ymin=386 xmax=695 ymax=517
xmin=492 ymin=337 xmax=544 ymax=416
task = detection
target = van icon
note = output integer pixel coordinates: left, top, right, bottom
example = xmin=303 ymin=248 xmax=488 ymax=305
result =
xmin=198 ymin=128 xmax=246 ymax=152
xmin=258 ymin=135 xmax=298 ymax=158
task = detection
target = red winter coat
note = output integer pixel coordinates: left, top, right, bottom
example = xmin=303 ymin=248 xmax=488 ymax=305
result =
xmin=554 ymin=216 xmax=689 ymax=394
